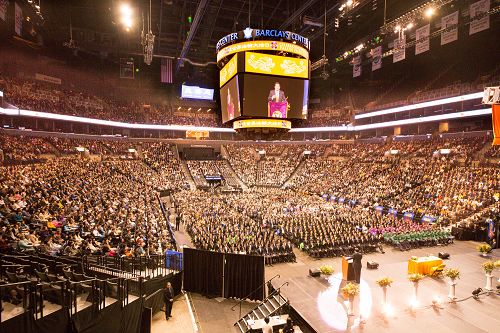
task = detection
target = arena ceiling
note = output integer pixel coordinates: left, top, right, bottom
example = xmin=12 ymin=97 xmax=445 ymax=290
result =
xmin=37 ymin=0 xmax=426 ymax=67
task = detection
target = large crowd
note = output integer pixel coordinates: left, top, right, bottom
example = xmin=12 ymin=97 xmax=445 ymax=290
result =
xmin=0 ymin=74 xmax=218 ymax=127
xmin=1 ymin=134 xmax=498 ymax=266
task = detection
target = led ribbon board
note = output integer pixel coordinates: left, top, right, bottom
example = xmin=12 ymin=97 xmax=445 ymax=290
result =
xmin=219 ymin=54 xmax=238 ymax=88
xmin=217 ymin=41 xmax=309 ymax=63
xmin=245 ymin=52 xmax=309 ymax=79
xmin=233 ymin=119 xmax=292 ymax=130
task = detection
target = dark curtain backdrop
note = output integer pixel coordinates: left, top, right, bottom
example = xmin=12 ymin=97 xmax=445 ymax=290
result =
xmin=224 ymin=253 xmax=265 ymax=301
xmin=183 ymin=248 xmax=224 ymax=297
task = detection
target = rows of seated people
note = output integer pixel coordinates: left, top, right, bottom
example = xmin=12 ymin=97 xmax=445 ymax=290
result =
xmin=0 ymin=159 xmax=176 ymax=261
xmin=0 ymin=73 xmax=219 ymax=126
xmin=304 ymin=106 xmax=352 ymax=127
xmin=173 ymin=189 xmax=296 ymax=265
xmin=0 ymin=134 xmax=54 ymax=163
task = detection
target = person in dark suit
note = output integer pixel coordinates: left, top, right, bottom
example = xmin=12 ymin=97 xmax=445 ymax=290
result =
xmin=352 ymin=248 xmax=362 ymax=284
xmin=163 ymin=282 xmax=175 ymax=320
xmin=175 ymin=215 xmax=181 ymax=231
xmin=267 ymin=82 xmax=286 ymax=103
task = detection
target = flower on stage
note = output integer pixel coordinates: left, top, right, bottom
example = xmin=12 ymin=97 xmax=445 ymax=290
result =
xmin=443 ymin=268 xmax=460 ymax=280
xmin=482 ymin=261 xmax=495 ymax=274
xmin=319 ymin=265 xmax=334 ymax=275
xmin=407 ymin=273 xmax=424 ymax=282
xmin=341 ymin=282 xmax=360 ymax=298
xmin=376 ymin=277 xmax=394 ymax=287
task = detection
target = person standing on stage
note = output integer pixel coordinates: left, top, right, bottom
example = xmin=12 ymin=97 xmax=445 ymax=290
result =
xmin=163 ymin=282 xmax=175 ymax=320
xmin=352 ymin=248 xmax=363 ymax=284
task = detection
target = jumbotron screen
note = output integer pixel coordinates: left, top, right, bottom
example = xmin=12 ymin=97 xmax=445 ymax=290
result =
xmin=241 ymin=74 xmax=309 ymax=120
xmin=220 ymin=75 xmax=241 ymax=123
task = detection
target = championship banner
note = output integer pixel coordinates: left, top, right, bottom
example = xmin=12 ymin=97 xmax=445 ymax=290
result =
xmin=469 ymin=0 xmax=490 ymax=35
xmin=371 ymin=46 xmax=382 ymax=71
xmin=393 ymin=35 xmax=406 ymax=63
xmin=0 ymin=0 xmax=7 ymax=22
xmin=14 ymin=2 xmax=22 ymax=36
xmin=415 ymin=24 xmax=430 ymax=55
xmin=245 ymin=52 xmax=309 ymax=79
xmin=219 ymin=53 xmax=238 ymax=87
xmin=441 ymin=11 xmax=458 ymax=45
xmin=352 ymin=55 xmax=361 ymax=78
xmin=493 ymin=103 xmax=500 ymax=145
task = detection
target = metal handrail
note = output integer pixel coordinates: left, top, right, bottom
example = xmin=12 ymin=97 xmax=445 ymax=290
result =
xmin=233 ymin=281 xmax=290 ymax=327
xmin=230 ymin=274 xmax=281 ymax=318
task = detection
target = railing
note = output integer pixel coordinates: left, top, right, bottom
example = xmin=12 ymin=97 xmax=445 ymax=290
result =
xmin=233 ymin=281 xmax=290 ymax=329
xmin=230 ymin=274 xmax=281 ymax=319
xmin=83 ymin=254 xmax=170 ymax=278
xmin=0 ymin=275 xmax=136 ymax=323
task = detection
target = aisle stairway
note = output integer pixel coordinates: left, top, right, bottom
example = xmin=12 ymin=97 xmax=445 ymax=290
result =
xmin=180 ymin=159 xmax=197 ymax=190
xmin=235 ymin=292 xmax=289 ymax=333
xmin=282 ymin=158 xmax=306 ymax=188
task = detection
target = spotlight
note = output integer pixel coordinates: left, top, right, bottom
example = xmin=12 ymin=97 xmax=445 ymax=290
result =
xmin=188 ymin=107 xmax=192 ymax=111
xmin=472 ymin=288 xmax=482 ymax=299
xmin=409 ymin=297 xmax=419 ymax=309
xmin=120 ymin=3 xmax=132 ymax=17
xmin=383 ymin=304 xmax=395 ymax=317
xmin=425 ymin=7 xmax=435 ymax=18
xmin=346 ymin=0 xmax=354 ymax=6
xmin=394 ymin=25 xmax=401 ymax=32
xmin=197 ymin=108 xmax=201 ymax=111
xmin=406 ymin=23 xmax=414 ymax=30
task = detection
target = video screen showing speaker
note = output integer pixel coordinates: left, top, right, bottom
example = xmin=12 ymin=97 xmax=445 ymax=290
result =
xmin=242 ymin=74 xmax=309 ymax=119
xmin=220 ymin=75 xmax=241 ymax=123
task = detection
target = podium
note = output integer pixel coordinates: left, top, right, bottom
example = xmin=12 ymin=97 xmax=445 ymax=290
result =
xmin=342 ymin=257 xmax=355 ymax=281
xmin=268 ymin=101 xmax=288 ymax=118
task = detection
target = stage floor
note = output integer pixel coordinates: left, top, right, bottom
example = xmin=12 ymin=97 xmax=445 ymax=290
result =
xmin=267 ymin=241 xmax=500 ymax=333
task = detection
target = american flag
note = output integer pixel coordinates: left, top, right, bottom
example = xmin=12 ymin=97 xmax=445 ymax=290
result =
xmin=161 ymin=58 xmax=173 ymax=83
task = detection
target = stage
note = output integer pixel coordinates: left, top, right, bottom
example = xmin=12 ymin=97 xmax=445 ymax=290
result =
xmin=267 ymin=241 xmax=500 ymax=333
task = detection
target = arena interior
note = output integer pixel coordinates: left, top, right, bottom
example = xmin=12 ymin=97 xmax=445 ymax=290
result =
xmin=0 ymin=1 xmax=499 ymax=333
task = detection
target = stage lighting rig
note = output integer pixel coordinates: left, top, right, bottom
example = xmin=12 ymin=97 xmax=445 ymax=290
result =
xmin=380 ymin=0 xmax=454 ymax=35
xmin=141 ymin=0 xmax=155 ymax=65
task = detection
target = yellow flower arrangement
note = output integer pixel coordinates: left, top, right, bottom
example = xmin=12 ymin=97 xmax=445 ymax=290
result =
xmin=341 ymin=282 xmax=360 ymax=298
xmin=443 ymin=268 xmax=460 ymax=280
xmin=319 ymin=265 xmax=334 ymax=275
xmin=477 ymin=244 xmax=492 ymax=254
xmin=482 ymin=261 xmax=495 ymax=274
xmin=408 ymin=273 xmax=424 ymax=282
xmin=376 ymin=277 xmax=394 ymax=287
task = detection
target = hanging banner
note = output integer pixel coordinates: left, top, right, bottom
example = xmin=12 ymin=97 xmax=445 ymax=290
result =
xmin=469 ymin=0 xmax=490 ymax=35
xmin=352 ymin=55 xmax=362 ymax=77
xmin=493 ymin=104 xmax=500 ymax=145
xmin=415 ymin=24 xmax=430 ymax=55
xmin=393 ymin=35 xmax=406 ymax=63
xmin=441 ymin=11 xmax=458 ymax=45
xmin=0 ymin=0 xmax=7 ymax=22
xmin=371 ymin=46 xmax=382 ymax=71
xmin=14 ymin=2 xmax=22 ymax=36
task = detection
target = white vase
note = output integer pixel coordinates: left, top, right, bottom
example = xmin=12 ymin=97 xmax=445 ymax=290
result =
xmin=382 ymin=286 xmax=388 ymax=305
xmin=448 ymin=279 xmax=457 ymax=301
xmin=412 ymin=281 xmax=419 ymax=300
xmin=485 ymin=273 xmax=494 ymax=292
xmin=347 ymin=296 xmax=355 ymax=316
